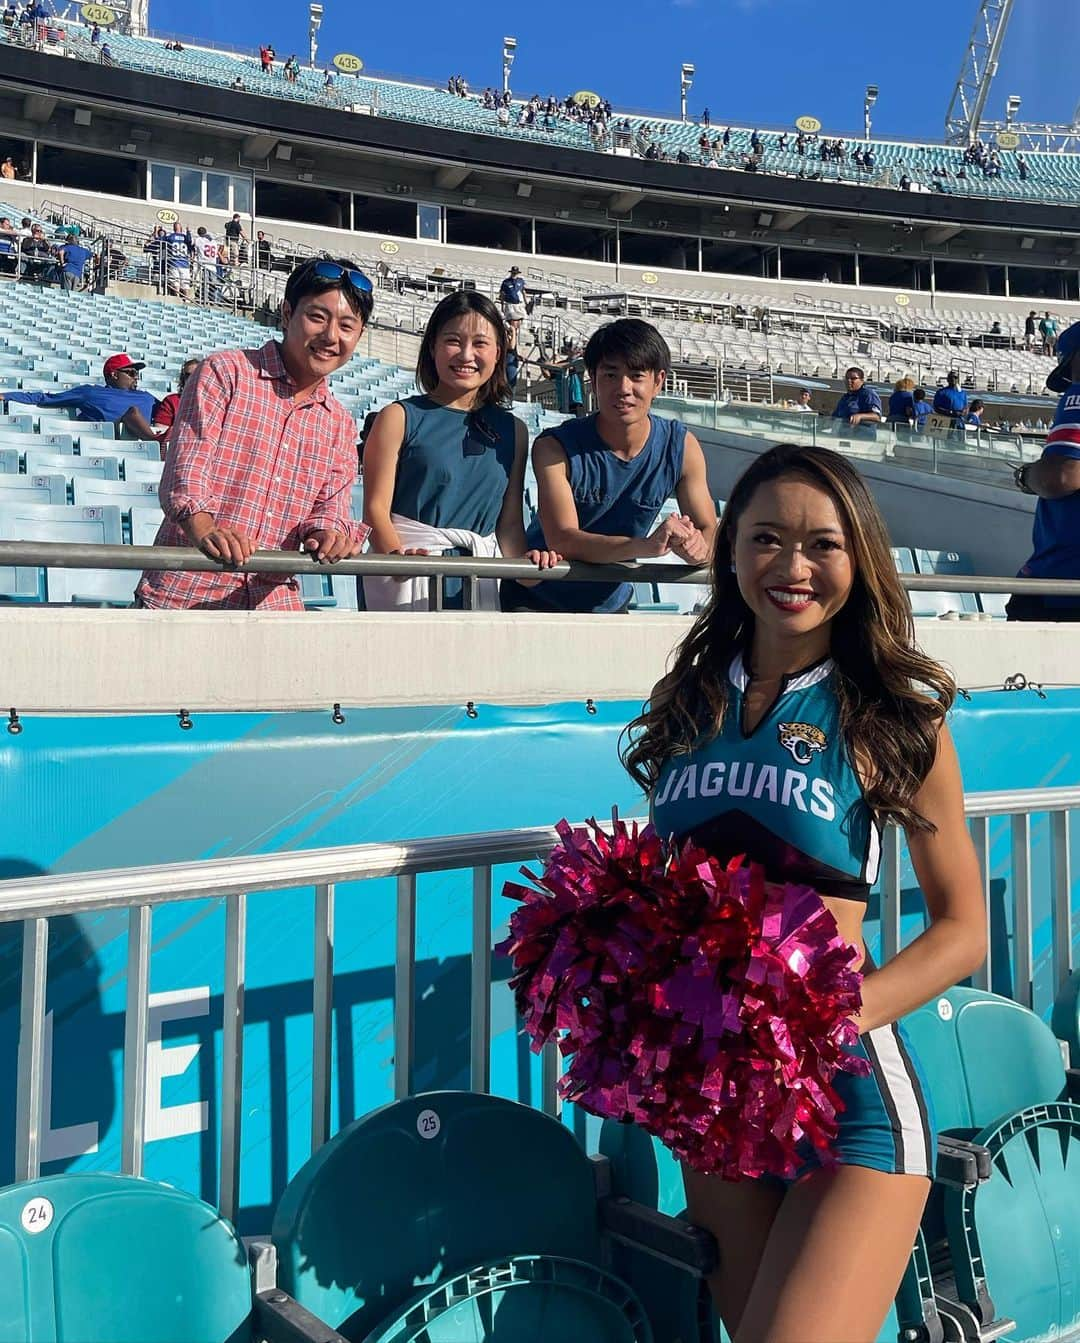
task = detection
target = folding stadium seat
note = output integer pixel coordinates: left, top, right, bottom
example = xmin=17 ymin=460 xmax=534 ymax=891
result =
xmin=129 ymin=505 xmax=164 ymax=549
xmin=121 ymin=457 xmax=165 ymax=484
xmin=272 ymin=1090 xmax=710 ymax=1341
xmin=0 ymin=448 xmax=18 ymax=475
xmin=902 ymin=988 xmax=1080 ymax=1341
xmin=0 ymin=1170 xmax=337 ymax=1343
xmin=25 ymin=451 xmax=120 ymax=482
xmin=0 ymin=473 xmax=68 ymax=505
xmin=0 ymin=502 xmax=127 ymax=605
xmin=72 ymin=477 xmax=161 ymax=512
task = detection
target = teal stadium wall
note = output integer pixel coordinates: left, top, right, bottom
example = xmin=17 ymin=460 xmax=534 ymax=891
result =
xmin=0 ymin=692 xmax=1077 ymax=1230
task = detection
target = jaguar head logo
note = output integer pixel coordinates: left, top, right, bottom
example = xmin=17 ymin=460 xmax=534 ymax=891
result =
xmin=777 ymin=721 xmax=827 ymax=766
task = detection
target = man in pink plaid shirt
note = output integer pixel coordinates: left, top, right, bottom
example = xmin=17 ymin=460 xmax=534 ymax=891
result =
xmin=137 ymin=258 xmax=374 ymax=610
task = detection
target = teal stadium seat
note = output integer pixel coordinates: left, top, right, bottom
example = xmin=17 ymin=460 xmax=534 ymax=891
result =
xmin=0 ymin=1172 xmax=254 ymax=1343
xmin=271 ymin=1091 xmax=704 ymax=1342
xmin=0 ymin=1171 xmax=348 ymax=1343
xmin=0 ymin=447 xmax=17 ymax=474
xmin=904 ymin=988 xmax=1080 ymax=1339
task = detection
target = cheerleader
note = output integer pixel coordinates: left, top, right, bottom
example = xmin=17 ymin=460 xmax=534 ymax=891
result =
xmin=623 ymin=443 xmax=986 ymax=1343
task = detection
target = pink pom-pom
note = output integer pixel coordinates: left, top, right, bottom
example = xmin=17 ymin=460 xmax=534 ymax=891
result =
xmin=497 ymin=811 xmax=870 ymax=1180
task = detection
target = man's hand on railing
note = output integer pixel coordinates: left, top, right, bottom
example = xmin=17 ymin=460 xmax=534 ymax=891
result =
xmin=302 ymin=530 xmax=363 ymax=564
xmin=638 ymin=514 xmax=695 ymax=559
xmin=184 ymin=513 xmax=255 ymax=566
xmin=669 ymin=518 xmax=710 ymax=565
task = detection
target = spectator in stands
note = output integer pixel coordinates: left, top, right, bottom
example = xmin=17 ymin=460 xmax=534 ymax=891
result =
xmin=0 ymin=215 xmax=16 ymax=237
xmin=19 ymin=222 xmax=54 ymax=283
xmin=16 ymin=216 xmax=31 ymax=240
xmin=1040 ymin=311 xmax=1058 ymax=357
xmin=2 ymin=352 xmax=162 ymax=438
xmin=791 ymin=388 xmax=815 ymax=413
xmin=361 ymin=290 xmax=559 ymax=611
xmin=99 ymin=41 xmax=114 ymax=66
xmin=56 ymin=230 xmax=91 ymax=290
xmin=966 ymin=399 xmax=985 ymax=427
xmin=832 ymin=367 xmax=882 ymax=436
xmin=501 ymin=319 xmax=717 ymax=615
xmin=162 ymin=221 xmax=192 ymax=298
xmin=224 ymin=213 xmax=245 ymax=265
xmin=192 ymin=226 xmax=218 ymax=301
xmin=136 ymin=258 xmax=372 ymax=610
xmin=932 ymin=370 xmax=968 ymax=426
xmin=152 ymin=357 xmax=199 ymax=444
xmin=255 ymin=230 xmax=272 ymax=270
xmin=1009 ymin=321 xmax=1080 ymax=621
xmin=0 ymin=156 xmax=15 ymax=180
xmin=1025 ymin=311 xmax=1037 ymax=351
xmin=283 ymin=54 xmax=299 ymax=83
xmin=259 ymin=43 xmax=274 ymax=73
xmin=499 ymin=265 xmax=529 ymax=340
xmin=231 ymin=75 xmax=244 ymax=91
xmin=541 ymin=349 xmax=586 ymax=417
xmin=887 ymin=376 xmax=916 ymax=429
xmin=89 ymin=19 xmax=99 ymax=42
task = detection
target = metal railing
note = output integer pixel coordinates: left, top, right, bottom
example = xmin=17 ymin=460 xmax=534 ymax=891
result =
xmin=3 ymin=540 xmax=1080 ymax=603
xmin=0 ymin=785 xmax=1076 ymax=1221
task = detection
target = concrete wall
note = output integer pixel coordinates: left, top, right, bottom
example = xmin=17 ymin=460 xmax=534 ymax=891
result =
xmin=0 ymin=608 xmax=1071 ymax=714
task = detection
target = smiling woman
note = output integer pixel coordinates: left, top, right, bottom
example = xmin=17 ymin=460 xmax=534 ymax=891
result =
xmin=624 ymin=442 xmax=987 ymax=1342
xmin=360 ymin=289 xmax=560 ymax=611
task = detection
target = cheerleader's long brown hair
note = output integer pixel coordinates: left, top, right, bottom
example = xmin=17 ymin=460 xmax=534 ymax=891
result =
xmin=621 ymin=443 xmax=955 ymax=833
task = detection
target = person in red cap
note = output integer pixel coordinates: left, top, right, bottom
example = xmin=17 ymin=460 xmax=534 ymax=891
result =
xmin=2 ymin=352 xmax=163 ymax=440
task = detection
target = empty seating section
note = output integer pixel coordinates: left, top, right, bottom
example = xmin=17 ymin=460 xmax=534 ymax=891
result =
xmin=8 ymin=23 xmax=1077 ymax=205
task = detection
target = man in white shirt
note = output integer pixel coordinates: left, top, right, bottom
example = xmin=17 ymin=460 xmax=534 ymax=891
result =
xmin=791 ymin=388 xmax=816 ymax=413
xmin=192 ymin=227 xmax=219 ymax=301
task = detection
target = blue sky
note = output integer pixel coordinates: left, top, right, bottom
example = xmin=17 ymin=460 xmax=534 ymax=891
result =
xmin=151 ymin=0 xmax=1078 ymax=143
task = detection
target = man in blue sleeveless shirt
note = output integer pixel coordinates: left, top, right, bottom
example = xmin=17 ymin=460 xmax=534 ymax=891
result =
xmin=501 ymin=319 xmax=717 ymax=613
xmin=1009 ymin=321 xmax=1080 ymax=621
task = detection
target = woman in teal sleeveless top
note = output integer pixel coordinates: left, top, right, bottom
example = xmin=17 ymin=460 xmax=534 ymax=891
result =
xmin=362 ymin=291 xmax=559 ymax=610
xmin=622 ymin=443 xmax=988 ymax=1343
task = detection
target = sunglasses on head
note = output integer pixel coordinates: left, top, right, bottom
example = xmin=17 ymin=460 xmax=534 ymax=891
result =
xmin=311 ymin=260 xmax=373 ymax=293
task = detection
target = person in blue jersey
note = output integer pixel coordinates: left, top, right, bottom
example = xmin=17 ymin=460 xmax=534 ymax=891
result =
xmin=932 ymin=369 xmax=968 ymax=427
xmin=2 ymin=351 xmax=163 ymax=441
xmin=622 ymin=443 xmax=986 ymax=1342
xmin=1009 ymin=321 xmax=1080 ymax=621
xmin=831 ymin=366 xmax=882 ymax=437
xmin=361 ymin=290 xmax=559 ymax=611
xmin=500 ymin=319 xmax=717 ymax=614
xmin=911 ymin=385 xmax=933 ymax=432
xmin=886 ymin=376 xmax=916 ymax=430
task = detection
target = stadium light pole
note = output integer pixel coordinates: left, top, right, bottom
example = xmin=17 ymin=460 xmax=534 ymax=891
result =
xmin=502 ymin=36 xmax=517 ymax=98
xmin=308 ymin=3 xmax=323 ymax=71
xmin=680 ymin=63 xmax=695 ymax=123
xmin=864 ymin=85 xmax=878 ymax=141
xmin=1005 ymin=94 xmax=1021 ymax=126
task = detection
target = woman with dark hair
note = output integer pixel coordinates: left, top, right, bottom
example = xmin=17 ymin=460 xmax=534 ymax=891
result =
xmin=623 ymin=443 xmax=986 ymax=1342
xmin=362 ymin=290 xmax=559 ymax=610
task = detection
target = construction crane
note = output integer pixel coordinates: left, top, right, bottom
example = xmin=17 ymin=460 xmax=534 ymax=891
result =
xmin=946 ymin=0 xmax=1080 ymax=150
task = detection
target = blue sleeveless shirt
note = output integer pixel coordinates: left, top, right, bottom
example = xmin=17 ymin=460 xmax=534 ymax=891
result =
xmin=391 ymin=395 xmax=517 ymax=536
xmin=651 ymin=654 xmax=880 ymax=902
xmin=518 ymin=413 xmax=686 ymax=613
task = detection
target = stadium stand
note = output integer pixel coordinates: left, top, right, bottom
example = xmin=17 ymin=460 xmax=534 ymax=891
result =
xmin=5 ymin=20 xmax=1079 ymax=206
xmin=0 ymin=278 xmax=1038 ymax=614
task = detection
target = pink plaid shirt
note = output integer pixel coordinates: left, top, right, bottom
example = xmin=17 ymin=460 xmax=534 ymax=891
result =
xmin=137 ymin=341 xmax=368 ymax=610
